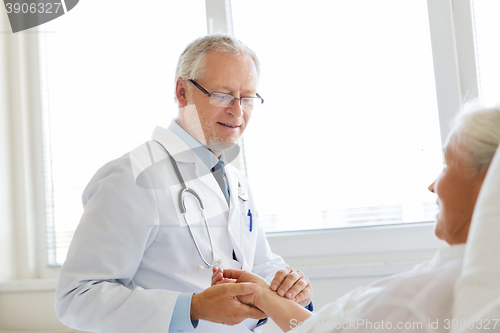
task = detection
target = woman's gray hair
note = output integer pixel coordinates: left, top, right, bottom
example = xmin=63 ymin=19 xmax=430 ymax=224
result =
xmin=447 ymin=101 xmax=500 ymax=175
xmin=174 ymin=34 xmax=260 ymax=101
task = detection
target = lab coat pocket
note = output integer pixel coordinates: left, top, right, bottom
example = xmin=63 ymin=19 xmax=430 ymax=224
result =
xmin=235 ymin=214 xmax=258 ymax=270
xmin=240 ymin=212 xmax=255 ymax=233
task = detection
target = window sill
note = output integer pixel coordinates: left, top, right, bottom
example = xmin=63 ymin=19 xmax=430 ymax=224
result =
xmin=299 ymin=262 xmax=420 ymax=279
xmin=266 ymin=221 xmax=447 ymax=269
xmin=0 ymin=278 xmax=58 ymax=293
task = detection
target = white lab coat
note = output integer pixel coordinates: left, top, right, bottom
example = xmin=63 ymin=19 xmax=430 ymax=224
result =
xmin=291 ymin=244 xmax=465 ymax=333
xmin=55 ymin=126 xmax=287 ymax=333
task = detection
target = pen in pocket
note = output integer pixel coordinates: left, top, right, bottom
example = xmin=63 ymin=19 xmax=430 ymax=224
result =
xmin=247 ymin=209 xmax=253 ymax=232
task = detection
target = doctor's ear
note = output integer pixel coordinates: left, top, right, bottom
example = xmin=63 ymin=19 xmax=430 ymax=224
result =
xmin=176 ymin=78 xmax=189 ymax=107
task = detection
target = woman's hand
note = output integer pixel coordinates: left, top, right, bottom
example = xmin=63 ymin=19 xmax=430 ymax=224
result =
xmin=211 ymin=267 xmax=236 ymax=286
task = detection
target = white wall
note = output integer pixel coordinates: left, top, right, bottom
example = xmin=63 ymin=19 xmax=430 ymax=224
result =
xmin=0 ymin=288 xmax=72 ymax=332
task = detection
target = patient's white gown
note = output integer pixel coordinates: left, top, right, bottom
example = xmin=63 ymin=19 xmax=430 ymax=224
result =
xmin=293 ymin=146 xmax=500 ymax=333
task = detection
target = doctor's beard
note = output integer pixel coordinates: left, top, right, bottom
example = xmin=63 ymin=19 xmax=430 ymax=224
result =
xmin=201 ymin=126 xmax=237 ymax=153
xmin=181 ymin=103 xmax=237 ymax=155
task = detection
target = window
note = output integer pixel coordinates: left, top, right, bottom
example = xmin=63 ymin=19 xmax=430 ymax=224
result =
xmin=473 ymin=0 xmax=500 ymax=104
xmin=232 ymin=0 xmax=442 ymax=231
xmin=39 ymin=0 xmax=207 ymax=265
xmin=37 ymin=0 xmax=488 ymax=266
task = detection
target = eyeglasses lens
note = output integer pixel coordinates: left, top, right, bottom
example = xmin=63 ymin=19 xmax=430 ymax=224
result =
xmin=210 ymin=93 xmax=233 ymax=107
xmin=209 ymin=93 xmax=262 ymax=111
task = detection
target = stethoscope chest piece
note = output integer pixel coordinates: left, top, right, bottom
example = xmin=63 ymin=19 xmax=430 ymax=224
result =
xmin=197 ymin=258 xmax=224 ymax=271
xmin=238 ymin=182 xmax=249 ymax=201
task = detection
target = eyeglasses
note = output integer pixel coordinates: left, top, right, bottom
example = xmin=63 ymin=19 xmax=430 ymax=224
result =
xmin=189 ymin=79 xmax=264 ymax=112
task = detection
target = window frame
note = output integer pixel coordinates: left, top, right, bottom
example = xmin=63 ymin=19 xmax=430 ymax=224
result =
xmin=1 ymin=0 xmax=480 ymax=280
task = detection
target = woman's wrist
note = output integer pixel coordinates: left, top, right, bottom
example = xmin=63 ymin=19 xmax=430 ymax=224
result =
xmin=254 ymin=285 xmax=275 ymax=310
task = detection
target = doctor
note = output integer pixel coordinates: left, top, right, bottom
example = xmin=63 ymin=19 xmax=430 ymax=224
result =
xmin=55 ymin=34 xmax=313 ymax=333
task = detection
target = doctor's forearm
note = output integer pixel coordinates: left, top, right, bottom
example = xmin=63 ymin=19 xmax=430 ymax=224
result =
xmin=254 ymin=288 xmax=313 ymax=332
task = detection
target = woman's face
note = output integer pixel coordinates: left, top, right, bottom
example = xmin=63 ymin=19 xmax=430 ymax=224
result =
xmin=428 ymin=137 xmax=487 ymax=245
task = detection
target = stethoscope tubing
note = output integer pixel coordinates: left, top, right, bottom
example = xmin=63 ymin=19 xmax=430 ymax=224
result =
xmin=153 ymin=140 xmax=219 ymax=269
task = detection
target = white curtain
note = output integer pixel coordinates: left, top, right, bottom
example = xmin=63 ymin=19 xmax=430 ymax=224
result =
xmin=0 ymin=10 xmax=46 ymax=281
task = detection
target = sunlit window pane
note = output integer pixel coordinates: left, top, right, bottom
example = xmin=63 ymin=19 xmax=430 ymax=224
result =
xmin=40 ymin=0 xmax=207 ymax=265
xmin=473 ymin=0 xmax=500 ymax=105
xmin=232 ymin=0 xmax=442 ymax=231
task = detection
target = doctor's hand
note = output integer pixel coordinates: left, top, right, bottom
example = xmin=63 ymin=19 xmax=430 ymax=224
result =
xmin=213 ymin=268 xmax=271 ymax=307
xmin=270 ymin=267 xmax=313 ymax=307
xmin=190 ymin=283 xmax=267 ymax=325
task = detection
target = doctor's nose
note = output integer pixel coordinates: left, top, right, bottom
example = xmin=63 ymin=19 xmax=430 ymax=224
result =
xmin=227 ymin=100 xmax=243 ymax=117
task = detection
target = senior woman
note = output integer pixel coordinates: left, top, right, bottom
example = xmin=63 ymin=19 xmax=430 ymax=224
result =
xmin=212 ymin=102 xmax=500 ymax=333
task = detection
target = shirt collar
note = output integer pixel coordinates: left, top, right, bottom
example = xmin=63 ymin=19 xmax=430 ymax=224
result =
xmin=168 ymin=119 xmax=218 ymax=169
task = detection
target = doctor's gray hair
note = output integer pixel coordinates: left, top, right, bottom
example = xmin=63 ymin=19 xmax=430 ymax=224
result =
xmin=174 ymin=34 xmax=260 ymax=102
xmin=447 ymin=101 xmax=500 ymax=175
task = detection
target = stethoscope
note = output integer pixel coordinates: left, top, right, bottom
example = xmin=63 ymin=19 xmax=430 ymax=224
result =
xmin=154 ymin=140 xmax=223 ymax=271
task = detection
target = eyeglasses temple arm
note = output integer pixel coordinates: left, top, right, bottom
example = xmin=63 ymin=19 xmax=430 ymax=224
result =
xmin=188 ymin=79 xmax=211 ymax=97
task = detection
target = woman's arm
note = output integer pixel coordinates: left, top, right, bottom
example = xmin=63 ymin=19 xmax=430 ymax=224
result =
xmin=255 ymin=286 xmax=313 ymax=331
xmin=216 ymin=268 xmax=313 ymax=332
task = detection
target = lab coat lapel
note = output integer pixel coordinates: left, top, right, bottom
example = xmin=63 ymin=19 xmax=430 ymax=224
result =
xmin=226 ymin=165 xmax=251 ymax=270
xmin=226 ymin=166 xmax=241 ymax=224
